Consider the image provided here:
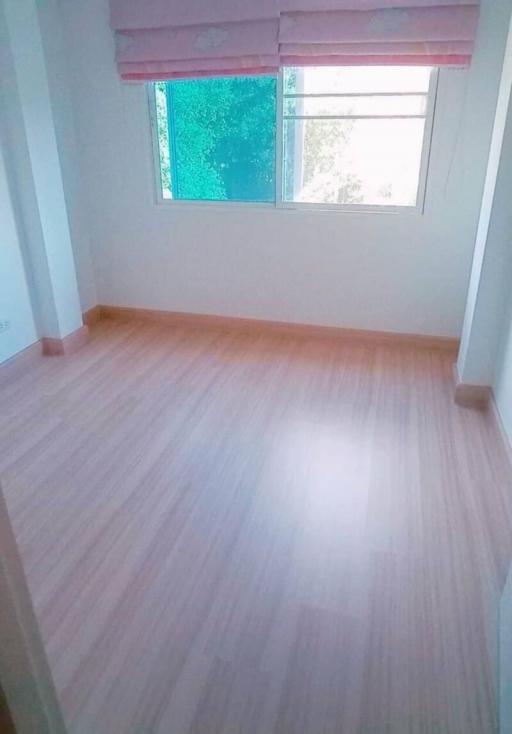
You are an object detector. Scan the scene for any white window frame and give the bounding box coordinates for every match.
[148,67,439,214]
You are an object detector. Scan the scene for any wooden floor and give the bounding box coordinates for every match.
[1,318,512,734]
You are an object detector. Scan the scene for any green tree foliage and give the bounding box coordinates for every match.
[158,76,276,202]
[301,120,364,205]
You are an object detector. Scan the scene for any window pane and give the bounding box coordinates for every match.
[283,94,427,118]
[284,66,431,95]
[283,117,426,207]
[158,76,276,202]
[154,82,172,200]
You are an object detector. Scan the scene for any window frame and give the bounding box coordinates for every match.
[148,67,439,214]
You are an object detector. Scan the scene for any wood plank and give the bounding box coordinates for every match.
[1,320,510,734]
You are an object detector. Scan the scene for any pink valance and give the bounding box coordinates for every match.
[110,1,480,82]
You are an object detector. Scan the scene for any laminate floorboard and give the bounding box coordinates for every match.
[1,319,512,733]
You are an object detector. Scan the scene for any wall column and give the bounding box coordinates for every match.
[1,0,85,350]
[456,14,512,401]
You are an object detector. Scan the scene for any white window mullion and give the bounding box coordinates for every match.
[415,68,439,215]
[275,68,284,207]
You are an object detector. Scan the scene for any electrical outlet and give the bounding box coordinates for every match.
[0,321,11,333]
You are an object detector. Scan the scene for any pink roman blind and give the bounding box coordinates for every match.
[110,0,480,81]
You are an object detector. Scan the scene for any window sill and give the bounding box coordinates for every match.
[152,199,424,216]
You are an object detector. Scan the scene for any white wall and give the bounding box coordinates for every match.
[491,120,512,442]
[495,304,512,446]
[0,0,96,351]
[59,0,509,337]
[457,10,512,386]
[0,142,38,365]
[3,0,86,342]
[37,0,98,314]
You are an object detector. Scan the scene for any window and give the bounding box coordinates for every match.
[151,66,437,212]
[282,67,434,209]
